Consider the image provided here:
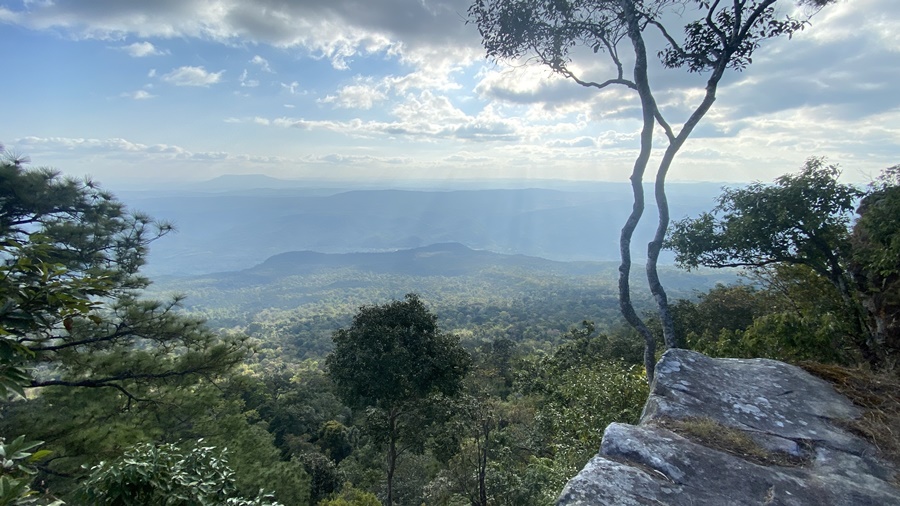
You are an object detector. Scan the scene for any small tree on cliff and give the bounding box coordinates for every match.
[667,159,900,366]
[469,0,837,380]
[326,294,471,506]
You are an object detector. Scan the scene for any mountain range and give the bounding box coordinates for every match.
[121,178,728,276]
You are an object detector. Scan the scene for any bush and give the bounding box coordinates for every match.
[78,441,283,506]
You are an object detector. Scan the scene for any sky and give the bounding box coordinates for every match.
[0,0,897,189]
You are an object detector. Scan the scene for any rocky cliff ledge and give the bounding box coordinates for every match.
[557,349,900,505]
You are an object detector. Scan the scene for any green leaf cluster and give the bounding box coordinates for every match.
[667,158,900,366]
[0,435,60,506]
[78,441,282,506]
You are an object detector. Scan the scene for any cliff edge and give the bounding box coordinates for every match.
[557,349,900,505]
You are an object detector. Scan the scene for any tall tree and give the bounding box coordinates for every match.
[326,294,471,506]
[469,0,836,380]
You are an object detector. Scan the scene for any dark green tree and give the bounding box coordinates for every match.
[850,166,900,363]
[468,0,837,380]
[326,294,471,505]
[666,158,877,360]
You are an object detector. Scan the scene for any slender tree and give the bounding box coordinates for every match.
[469,0,836,380]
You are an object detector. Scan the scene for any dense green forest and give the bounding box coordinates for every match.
[146,243,736,363]
[2,149,898,506]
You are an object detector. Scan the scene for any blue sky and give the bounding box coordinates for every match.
[1,0,897,188]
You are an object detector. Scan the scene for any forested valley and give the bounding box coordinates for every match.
[3,148,899,506]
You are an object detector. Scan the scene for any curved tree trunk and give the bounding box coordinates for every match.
[645,55,728,351]
[647,165,677,349]
[620,1,658,382]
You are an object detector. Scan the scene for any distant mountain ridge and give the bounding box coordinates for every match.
[253,242,599,278]
[124,185,726,276]
[149,241,735,318]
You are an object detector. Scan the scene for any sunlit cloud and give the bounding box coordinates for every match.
[0,0,895,186]
[161,66,224,87]
[320,78,387,110]
[120,41,166,57]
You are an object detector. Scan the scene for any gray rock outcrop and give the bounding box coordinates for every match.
[557,349,900,505]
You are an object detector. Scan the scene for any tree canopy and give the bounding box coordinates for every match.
[327,294,471,411]
[667,159,900,366]
[667,157,860,284]
[327,293,471,505]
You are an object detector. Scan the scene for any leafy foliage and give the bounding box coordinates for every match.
[317,484,381,506]
[670,269,859,364]
[668,160,900,366]
[0,149,250,399]
[0,152,309,502]
[850,166,900,363]
[0,435,59,506]
[666,158,879,361]
[519,323,648,487]
[668,158,861,277]
[78,441,282,506]
[327,294,471,505]
[328,294,471,411]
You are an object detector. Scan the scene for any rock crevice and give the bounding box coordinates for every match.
[557,349,900,505]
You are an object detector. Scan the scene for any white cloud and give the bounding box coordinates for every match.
[241,90,523,142]
[121,41,166,57]
[0,0,480,69]
[161,66,224,87]
[121,89,156,100]
[316,153,410,165]
[280,81,305,95]
[547,136,596,148]
[14,135,240,163]
[250,55,272,72]
[239,69,259,88]
[320,78,387,109]
[2,0,898,185]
